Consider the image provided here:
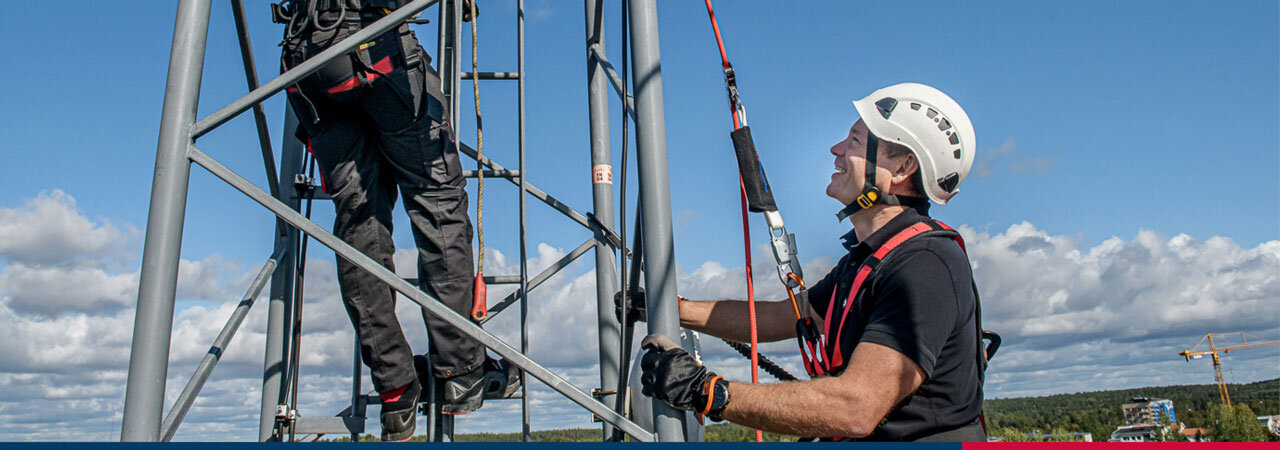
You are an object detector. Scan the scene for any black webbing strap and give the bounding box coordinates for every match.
[864,131,880,201]
[835,131,927,222]
[729,126,778,213]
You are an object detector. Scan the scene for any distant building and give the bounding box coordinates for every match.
[1109,424,1163,442]
[1258,415,1280,437]
[1123,397,1177,426]
[1023,432,1093,442]
[1180,427,1210,442]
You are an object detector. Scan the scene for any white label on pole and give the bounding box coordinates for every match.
[592,164,613,184]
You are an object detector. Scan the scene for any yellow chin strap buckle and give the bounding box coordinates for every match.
[856,190,879,209]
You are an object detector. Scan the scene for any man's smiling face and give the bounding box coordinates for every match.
[826,119,873,206]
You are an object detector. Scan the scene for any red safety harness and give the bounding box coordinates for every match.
[816,220,964,374]
[812,219,996,440]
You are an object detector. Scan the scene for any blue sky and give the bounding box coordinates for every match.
[2,1,1277,263]
[0,0,1276,441]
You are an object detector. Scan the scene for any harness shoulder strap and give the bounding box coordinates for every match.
[823,220,961,369]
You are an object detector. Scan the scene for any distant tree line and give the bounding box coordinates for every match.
[984,378,1278,442]
[319,378,1278,442]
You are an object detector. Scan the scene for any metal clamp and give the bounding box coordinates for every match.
[293,173,318,198]
[589,388,625,424]
[763,210,802,289]
[723,66,748,127]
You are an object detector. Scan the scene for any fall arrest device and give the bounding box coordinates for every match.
[701,5,1002,438]
[703,1,821,393]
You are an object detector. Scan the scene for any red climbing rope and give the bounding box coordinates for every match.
[705,0,761,442]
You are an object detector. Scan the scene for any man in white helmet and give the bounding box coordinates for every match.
[635,83,987,441]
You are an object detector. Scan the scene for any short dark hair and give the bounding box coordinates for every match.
[880,141,926,198]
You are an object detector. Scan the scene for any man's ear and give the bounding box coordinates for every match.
[890,153,919,184]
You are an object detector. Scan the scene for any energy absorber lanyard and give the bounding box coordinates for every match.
[704,0,819,378]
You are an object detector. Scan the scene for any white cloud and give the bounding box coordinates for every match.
[957,222,1280,397]
[0,190,1275,441]
[0,263,137,316]
[0,190,136,267]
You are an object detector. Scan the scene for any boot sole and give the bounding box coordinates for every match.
[380,407,417,442]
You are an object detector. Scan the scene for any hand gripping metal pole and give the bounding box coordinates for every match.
[186,147,656,442]
[627,0,690,441]
[120,0,212,441]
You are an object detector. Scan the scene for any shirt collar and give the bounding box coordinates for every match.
[840,203,932,258]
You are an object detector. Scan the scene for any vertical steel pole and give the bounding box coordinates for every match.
[436,0,447,77]
[626,0,686,441]
[582,0,622,440]
[230,0,280,199]
[258,105,304,441]
[517,0,532,442]
[350,336,362,442]
[120,0,212,441]
[432,4,455,439]
[451,0,463,133]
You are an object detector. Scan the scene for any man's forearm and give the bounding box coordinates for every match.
[678,298,798,343]
[718,379,875,438]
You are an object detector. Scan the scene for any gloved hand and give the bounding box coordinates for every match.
[639,334,714,412]
[614,288,647,323]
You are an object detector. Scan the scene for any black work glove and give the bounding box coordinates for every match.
[639,334,713,412]
[614,288,647,323]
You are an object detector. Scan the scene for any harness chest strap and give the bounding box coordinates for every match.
[821,220,962,370]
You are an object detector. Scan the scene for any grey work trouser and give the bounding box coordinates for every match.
[283,13,483,393]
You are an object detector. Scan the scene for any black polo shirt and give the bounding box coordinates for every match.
[806,205,983,441]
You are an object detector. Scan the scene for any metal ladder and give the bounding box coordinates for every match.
[121,0,687,443]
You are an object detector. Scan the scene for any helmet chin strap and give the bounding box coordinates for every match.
[836,131,926,222]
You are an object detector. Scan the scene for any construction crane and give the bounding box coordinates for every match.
[1178,332,1280,409]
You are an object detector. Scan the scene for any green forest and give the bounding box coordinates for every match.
[983,378,1278,442]
[322,378,1278,442]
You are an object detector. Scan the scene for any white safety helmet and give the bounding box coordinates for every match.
[852,82,976,205]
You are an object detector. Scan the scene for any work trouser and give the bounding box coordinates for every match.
[282,11,483,393]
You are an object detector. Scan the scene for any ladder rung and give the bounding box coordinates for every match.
[461,71,519,80]
[293,416,365,435]
[463,169,520,179]
[403,275,521,285]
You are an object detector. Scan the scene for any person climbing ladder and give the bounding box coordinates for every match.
[273,0,513,441]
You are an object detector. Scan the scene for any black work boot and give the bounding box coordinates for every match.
[440,367,486,415]
[379,379,421,442]
[482,357,522,399]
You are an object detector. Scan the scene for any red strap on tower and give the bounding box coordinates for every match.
[704,0,761,441]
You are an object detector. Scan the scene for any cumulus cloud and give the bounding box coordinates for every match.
[1,190,1276,441]
[958,222,1280,397]
[0,190,137,266]
[0,192,259,440]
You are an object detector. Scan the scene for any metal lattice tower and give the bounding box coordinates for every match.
[119,0,692,442]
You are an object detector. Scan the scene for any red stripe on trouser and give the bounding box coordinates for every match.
[327,56,394,94]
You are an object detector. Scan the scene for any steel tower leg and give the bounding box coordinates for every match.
[120,0,213,441]
[583,0,622,440]
[626,0,687,441]
[259,105,305,440]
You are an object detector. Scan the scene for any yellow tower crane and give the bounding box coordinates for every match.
[1178,332,1279,409]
